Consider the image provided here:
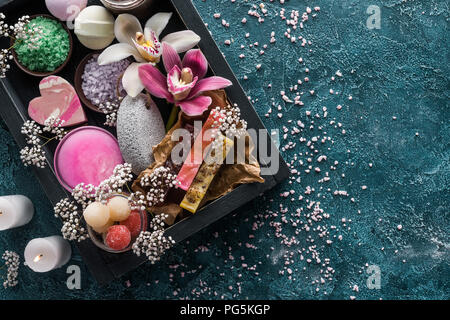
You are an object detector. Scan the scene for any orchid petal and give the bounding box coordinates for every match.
[162,42,181,73]
[98,43,145,65]
[162,30,201,53]
[182,49,208,80]
[177,96,212,116]
[115,14,143,46]
[188,76,232,99]
[145,12,173,37]
[144,27,153,44]
[122,62,149,98]
[139,64,173,102]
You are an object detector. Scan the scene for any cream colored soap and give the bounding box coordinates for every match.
[107,196,131,222]
[74,6,115,50]
[83,202,111,228]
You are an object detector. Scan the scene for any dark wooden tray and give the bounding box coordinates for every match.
[0,0,289,285]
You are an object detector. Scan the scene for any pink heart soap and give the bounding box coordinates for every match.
[28,76,87,127]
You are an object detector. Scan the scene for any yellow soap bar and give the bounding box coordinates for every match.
[180,135,234,214]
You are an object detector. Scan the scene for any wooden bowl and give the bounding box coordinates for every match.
[74,51,103,113]
[11,14,73,77]
[74,52,130,113]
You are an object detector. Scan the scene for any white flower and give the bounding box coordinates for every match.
[98,12,201,98]
[132,214,175,264]
[2,250,20,288]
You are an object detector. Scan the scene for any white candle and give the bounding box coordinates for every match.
[0,195,34,231]
[24,236,72,273]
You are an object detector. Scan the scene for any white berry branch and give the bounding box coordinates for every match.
[19,117,67,168]
[1,250,20,288]
[0,13,44,78]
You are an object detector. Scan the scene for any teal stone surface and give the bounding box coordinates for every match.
[0,0,449,299]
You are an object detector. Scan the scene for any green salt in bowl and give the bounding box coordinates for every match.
[11,14,73,77]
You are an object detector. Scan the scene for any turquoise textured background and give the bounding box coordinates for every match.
[0,0,449,299]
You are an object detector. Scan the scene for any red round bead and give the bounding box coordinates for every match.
[105,225,131,251]
[120,210,142,238]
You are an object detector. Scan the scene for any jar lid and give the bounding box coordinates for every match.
[101,0,146,10]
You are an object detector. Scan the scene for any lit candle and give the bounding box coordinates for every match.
[24,236,72,272]
[0,195,34,231]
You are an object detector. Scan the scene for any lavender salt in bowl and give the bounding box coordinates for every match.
[74,52,130,113]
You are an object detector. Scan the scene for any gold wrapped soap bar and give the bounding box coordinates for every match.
[180,134,234,213]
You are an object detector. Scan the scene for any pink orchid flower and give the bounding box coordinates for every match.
[98,13,201,98]
[139,43,232,116]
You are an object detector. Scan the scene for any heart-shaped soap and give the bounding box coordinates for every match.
[28,76,87,127]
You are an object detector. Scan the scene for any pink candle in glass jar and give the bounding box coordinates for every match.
[54,126,124,191]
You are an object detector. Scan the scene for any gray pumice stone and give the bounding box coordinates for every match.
[117,94,166,175]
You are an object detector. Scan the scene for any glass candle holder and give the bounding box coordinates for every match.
[54,126,124,192]
[100,0,154,17]
[87,194,148,254]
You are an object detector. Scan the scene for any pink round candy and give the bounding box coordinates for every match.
[54,126,124,192]
[120,211,143,238]
[45,0,87,21]
[105,225,131,251]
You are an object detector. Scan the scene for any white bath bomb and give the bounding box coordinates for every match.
[83,202,110,228]
[107,196,131,222]
[117,94,166,175]
[45,0,87,21]
[74,6,115,50]
[92,219,114,234]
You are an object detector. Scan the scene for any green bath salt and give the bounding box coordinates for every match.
[15,17,70,72]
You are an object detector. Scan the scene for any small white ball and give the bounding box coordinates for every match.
[74,6,114,50]
[83,202,110,228]
[107,196,131,222]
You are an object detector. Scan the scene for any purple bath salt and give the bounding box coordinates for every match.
[81,55,131,106]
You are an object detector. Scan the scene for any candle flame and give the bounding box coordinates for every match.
[33,254,43,263]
